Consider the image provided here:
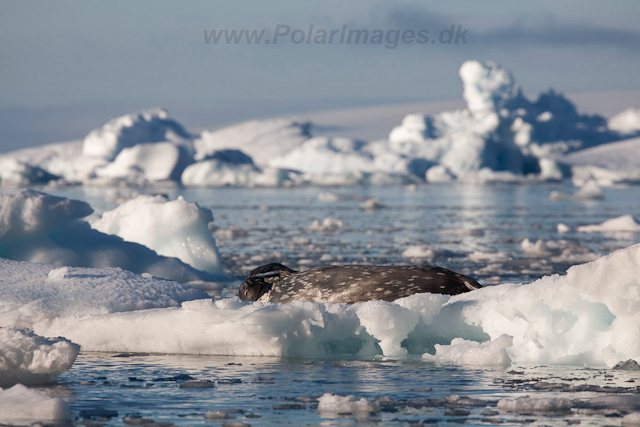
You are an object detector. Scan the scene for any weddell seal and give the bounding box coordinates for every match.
[238,263,482,304]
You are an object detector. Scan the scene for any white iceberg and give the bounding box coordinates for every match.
[0,384,70,424]
[91,195,223,274]
[83,108,191,161]
[0,189,218,282]
[0,328,79,387]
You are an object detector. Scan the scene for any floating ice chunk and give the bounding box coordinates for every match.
[468,251,510,263]
[497,395,572,414]
[317,393,380,414]
[557,223,570,233]
[401,245,437,259]
[608,107,640,136]
[306,218,343,233]
[359,198,384,210]
[0,328,79,387]
[91,195,223,274]
[577,215,640,233]
[0,384,70,424]
[83,108,191,161]
[318,192,339,202]
[551,180,604,201]
[521,238,552,258]
[423,335,513,367]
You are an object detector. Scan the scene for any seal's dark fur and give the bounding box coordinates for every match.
[239,263,481,304]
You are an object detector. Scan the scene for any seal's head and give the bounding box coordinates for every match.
[239,263,298,301]
[239,276,271,301]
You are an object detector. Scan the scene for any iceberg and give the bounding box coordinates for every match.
[91,195,223,274]
[0,189,219,282]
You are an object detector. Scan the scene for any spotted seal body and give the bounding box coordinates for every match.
[238,263,482,304]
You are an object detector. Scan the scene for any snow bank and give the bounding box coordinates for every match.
[92,195,223,274]
[0,384,70,424]
[577,215,640,233]
[0,189,217,282]
[27,243,640,367]
[317,393,380,414]
[0,328,79,386]
[0,257,208,329]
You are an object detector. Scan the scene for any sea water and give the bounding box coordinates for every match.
[18,182,640,425]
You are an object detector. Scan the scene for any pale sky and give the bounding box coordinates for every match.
[1,0,639,151]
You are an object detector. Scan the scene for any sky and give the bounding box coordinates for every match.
[1,0,640,151]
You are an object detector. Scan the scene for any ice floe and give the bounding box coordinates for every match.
[317,393,380,414]
[0,384,70,424]
[0,328,79,387]
[577,214,640,233]
[21,243,640,366]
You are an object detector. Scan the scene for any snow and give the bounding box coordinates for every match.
[91,195,223,275]
[0,189,216,282]
[0,384,70,424]
[0,257,208,329]
[577,215,640,233]
[0,328,79,386]
[317,393,380,414]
